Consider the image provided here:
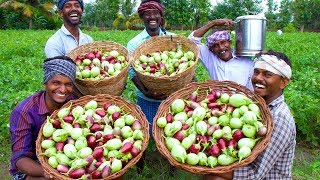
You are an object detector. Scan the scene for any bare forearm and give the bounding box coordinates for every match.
[16,157,45,177]
[193,21,216,37]
[193,19,233,38]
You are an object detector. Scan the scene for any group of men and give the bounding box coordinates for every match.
[10,0,296,179]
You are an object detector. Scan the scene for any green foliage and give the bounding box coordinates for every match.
[82,0,140,30]
[121,0,137,17]
[162,0,192,27]
[293,143,320,179]
[311,158,320,172]
[1,30,319,146]
[190,0,211,27]
[90,25,99,32]
[113,12,141,30]
[266,32,320,146]
[0,29,319,178]
[0,0,56,29]
[83,0,140,29]
[162,0,211,28]
[1,10,28,29]
[265,0,280,30]
[291,0,320,31]
[266,0,319,32]
[95,0,120,27]
[283,23,297,32]
[210,0,263,20]
[277,0,292,29]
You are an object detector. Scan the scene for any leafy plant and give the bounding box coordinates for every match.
[283,23,297,33]
[0,30,319,179]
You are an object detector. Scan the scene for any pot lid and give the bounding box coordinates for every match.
[236,15,266,20]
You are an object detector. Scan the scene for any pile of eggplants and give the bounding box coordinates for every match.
[156,88,267,167]
[39,100,144,179]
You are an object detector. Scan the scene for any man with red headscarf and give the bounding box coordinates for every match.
[126,0,175,174]
[127,0,175,132]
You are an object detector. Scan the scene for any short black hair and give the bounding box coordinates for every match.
[256,50,292,68]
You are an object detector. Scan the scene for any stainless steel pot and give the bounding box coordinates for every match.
[235,15,267,57]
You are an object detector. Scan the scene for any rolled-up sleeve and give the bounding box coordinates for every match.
[188,31,204,45]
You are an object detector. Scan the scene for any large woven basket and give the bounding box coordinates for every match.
[67,41,130,96]
[152,80,273,174]
[36,94,150,179]
[131,35,199,96]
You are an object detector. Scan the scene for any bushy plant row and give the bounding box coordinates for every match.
[0,30,319,147]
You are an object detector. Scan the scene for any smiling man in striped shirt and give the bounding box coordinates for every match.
[9,56,77,179]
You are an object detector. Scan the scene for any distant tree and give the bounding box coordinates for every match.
[190,0,211,28]
[82,0,120,28]
[0,7,6,29]
[276,0,292,29]
[162,0,193,28]
[82,2,96,27]
[240,0,263,15]
[0,0,55,29]
[210,2,230,19]
[97,0,120,27]
[210,0,263,20]
[291,0,320,31]
[265,0,279,30]
[121,0,136,17]
[113,0,141,30]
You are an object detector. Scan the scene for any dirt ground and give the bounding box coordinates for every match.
[0,142,318,179]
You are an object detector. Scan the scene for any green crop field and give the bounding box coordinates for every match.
[0,30,319,179]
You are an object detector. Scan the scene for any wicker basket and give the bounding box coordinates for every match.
[36,94,150,179]
[67,41,130,96]
[131,35,199,96]
[152,80,273,174]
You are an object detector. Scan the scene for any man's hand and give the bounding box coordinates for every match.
[210,19,233,28]
[143,90,167,100]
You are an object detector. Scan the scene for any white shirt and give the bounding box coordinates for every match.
[188,31,254,91]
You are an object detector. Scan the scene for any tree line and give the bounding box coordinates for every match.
[0,0,319,32]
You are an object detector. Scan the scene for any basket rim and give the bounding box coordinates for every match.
[152,80,274,174]
[131,35,200,80]
[67,40,131,83]
[36,94,150,179]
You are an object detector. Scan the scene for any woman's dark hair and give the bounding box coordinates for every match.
[255,50,292,68]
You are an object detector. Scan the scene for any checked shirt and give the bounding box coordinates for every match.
[233,94,296,179]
